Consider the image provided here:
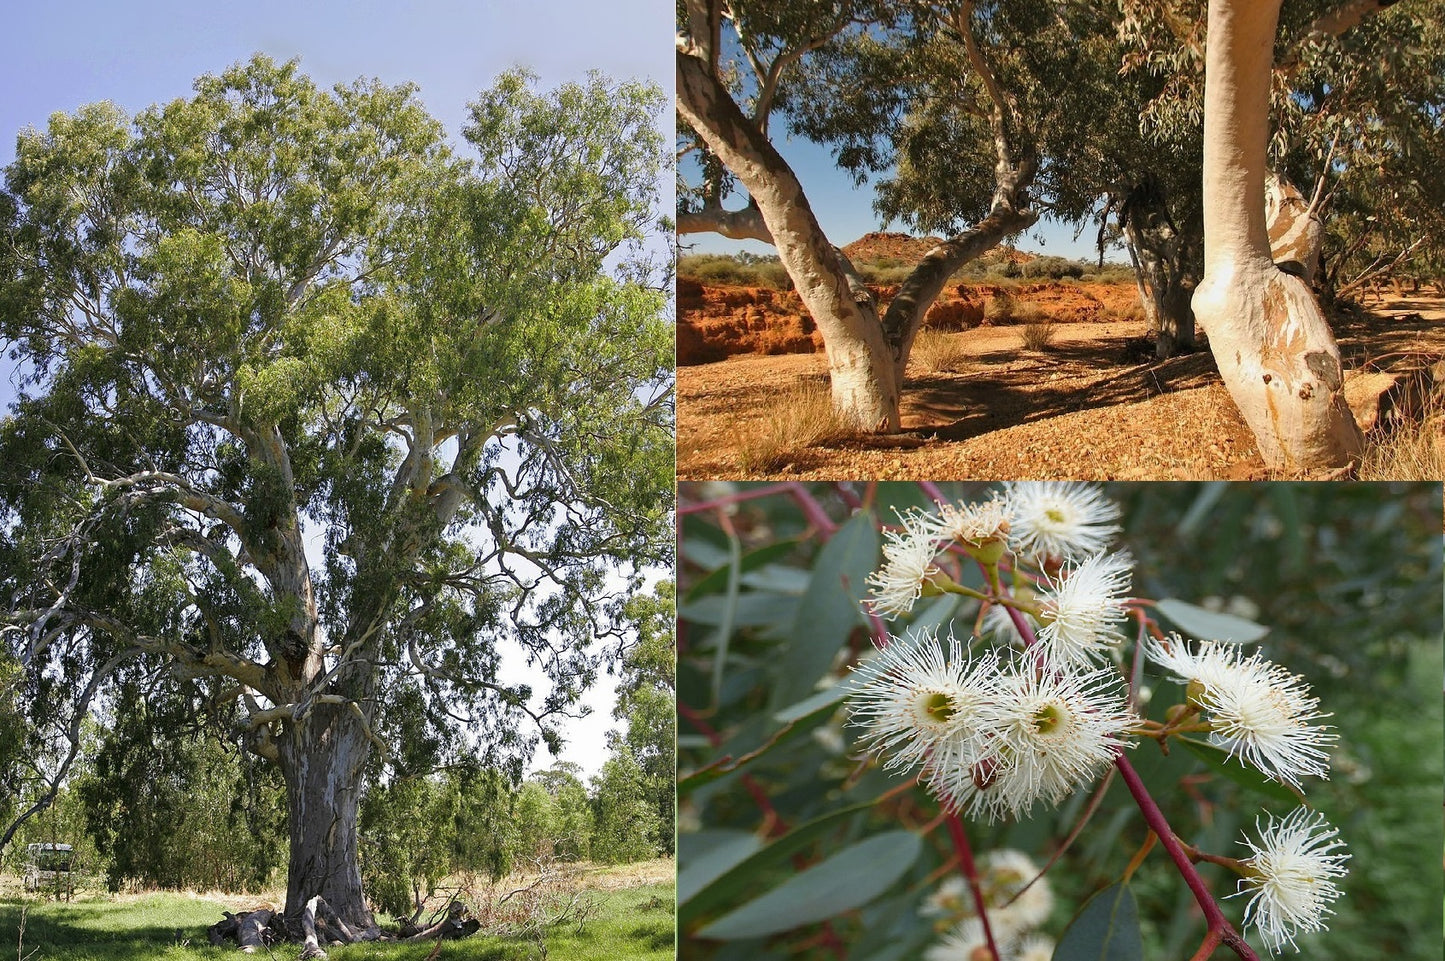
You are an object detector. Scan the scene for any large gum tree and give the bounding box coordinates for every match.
[0,57,672,937]
[678,0,1048,432]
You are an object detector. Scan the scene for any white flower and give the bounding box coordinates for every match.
[929,494,1012,548]
[848,630,1001,777]
[1035,552,1133,669]
[867,509,945,619]
[1012,934,1056,961]
[1146,636,1336,788]
[920,876,970,919]
[932,665,1136,822]
[1004,482,1121,562]
[1232,808,1350,953]
[982,849,1053,932]
[920,851,1053,937]
[924,918,1016,961]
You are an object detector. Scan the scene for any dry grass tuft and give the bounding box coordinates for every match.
[984,290,1016,324]
[1358,392,1445,480]
[735,383,853,473]
[909,327,971,375]
[1020,317,1057,351]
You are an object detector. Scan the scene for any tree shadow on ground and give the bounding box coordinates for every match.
[903,338,1219,443]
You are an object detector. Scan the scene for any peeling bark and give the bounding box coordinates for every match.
[276,701,379,936]
[1193,0,1362,470]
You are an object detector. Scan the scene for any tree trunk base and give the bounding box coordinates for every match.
[208,898,459,952]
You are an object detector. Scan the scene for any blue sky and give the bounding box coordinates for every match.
[680,107,1125,264]
[0,0,671,781]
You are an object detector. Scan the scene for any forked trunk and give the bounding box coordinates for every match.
[1193,0,1362,470]
[277,702,378,938]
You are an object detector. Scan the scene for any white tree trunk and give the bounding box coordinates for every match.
[1193,0,1362,470]
[677,49,902,431]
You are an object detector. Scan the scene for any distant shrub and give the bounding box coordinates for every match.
[1021,256,1087,280]
[679,253,793,290]
[857,263,915,285]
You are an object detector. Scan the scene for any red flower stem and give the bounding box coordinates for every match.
[678,482,794,514]
[945,814,1003,961]
[1113,755,1260,961]
[1187,927,1224,961]
[787,482,837,534]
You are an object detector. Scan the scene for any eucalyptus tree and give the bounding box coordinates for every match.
[679,0,1065,432]
[1186,0,1434,468]
[0,55,671,937]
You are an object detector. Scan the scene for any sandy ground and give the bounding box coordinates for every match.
[678,292,1445,481]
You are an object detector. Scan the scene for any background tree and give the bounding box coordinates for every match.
[0,56,671,937]
[80,680,287,892]
[613,581,676,855]
[552,774,595,862]
[512,780,560,862]
[589,747,662,865]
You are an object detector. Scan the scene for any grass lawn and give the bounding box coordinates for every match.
[0,866,674,961]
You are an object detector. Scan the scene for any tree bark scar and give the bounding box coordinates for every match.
[1304,350,1342,390]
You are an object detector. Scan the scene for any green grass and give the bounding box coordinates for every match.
[1,879,675,961]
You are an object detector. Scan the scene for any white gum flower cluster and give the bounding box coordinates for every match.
[1144,635,1337,789]
[1233,809,1351,953]
[922,850,1055,961]
[850,483,1349,955]
[848,626,1136,823]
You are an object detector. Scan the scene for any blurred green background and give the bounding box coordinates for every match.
[677,482,1442,961]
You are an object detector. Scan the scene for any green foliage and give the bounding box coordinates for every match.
[679,253,793,289]
[78,682,286,893]
[614,583,677,855]
[677,482,1442,960]
[589,748,662,865]
[512,781,559,862]
[359,776,458,920]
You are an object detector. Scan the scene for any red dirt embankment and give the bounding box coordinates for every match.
[678,277,1142,366]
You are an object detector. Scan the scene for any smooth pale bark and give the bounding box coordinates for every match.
[678,47,902,431]
[1193,0,1363,470]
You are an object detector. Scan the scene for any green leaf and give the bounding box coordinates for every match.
[686,540,805,602]
[679,801,877,924]
[772,676,861,725]
[696,831,922,940]
[1154,598,1269,643]
[1176,737,1301,804]
[678,831,763,904]
[1054,881,1144,961]
[773,513,880,707]
[681,593,800,628]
